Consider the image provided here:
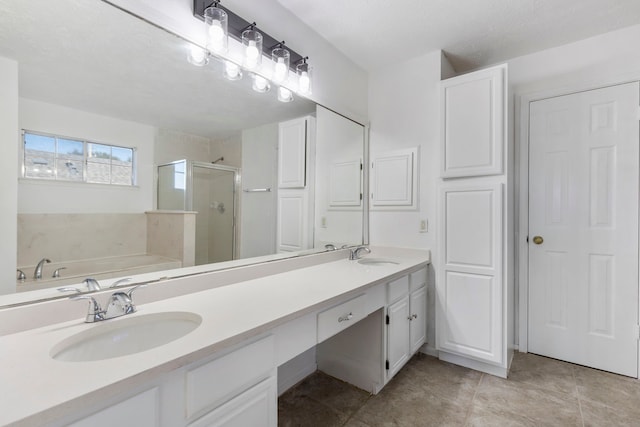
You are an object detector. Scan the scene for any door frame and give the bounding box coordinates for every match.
[516,77,640,375]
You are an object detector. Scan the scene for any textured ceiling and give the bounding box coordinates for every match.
[275,0,640,72]
[0,0,315,139]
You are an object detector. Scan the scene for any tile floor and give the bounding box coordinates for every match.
[278,352,640,426]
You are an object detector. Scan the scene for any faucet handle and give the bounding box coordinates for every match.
[52,267,67,278]
[82,278,101,291]
[126,284,147,298]
[324,244,336,251]
[70,295,104,323]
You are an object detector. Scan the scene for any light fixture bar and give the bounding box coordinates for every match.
[193,0,306,71]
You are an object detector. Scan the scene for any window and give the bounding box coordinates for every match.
[22,130,136,186]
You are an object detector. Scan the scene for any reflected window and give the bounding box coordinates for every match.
[22,130,135,186]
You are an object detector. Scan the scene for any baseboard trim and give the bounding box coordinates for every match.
[438,350,508,378]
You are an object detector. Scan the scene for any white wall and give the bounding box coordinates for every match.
[368,51,442,251]
[18,98,155,214]
[240,123,279,258]
[368,50,444,353]
[107,0,368,123]
[0,57,18,295]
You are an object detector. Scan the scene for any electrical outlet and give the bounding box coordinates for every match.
[321,216,327,228]
[419,219,428,233]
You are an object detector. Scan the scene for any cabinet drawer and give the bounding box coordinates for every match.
[185,335,275,420]
[68,387,159,427]
[317,294,366,343]
[410,268,427,292]
[387,275,409,303]
[187,376,277,427]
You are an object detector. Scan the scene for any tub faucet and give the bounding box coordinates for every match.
[34,258,51,279]
[349,246,371,260]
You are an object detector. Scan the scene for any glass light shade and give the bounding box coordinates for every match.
[277,86,293,103]
[204,6,228,53]
[271,47,290,83]
[251,74,271,93]
[296,62,312,95]
[224,61,243,81]
[187,44,208,66]
[242,29,263,70]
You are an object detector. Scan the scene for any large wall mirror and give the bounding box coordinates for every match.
[0,0,366,307]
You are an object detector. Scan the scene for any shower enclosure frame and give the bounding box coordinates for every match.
[157,159,241,261]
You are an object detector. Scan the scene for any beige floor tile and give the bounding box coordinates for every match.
[465,403,539,427]
[574,365,640,416]
[291,371,371,415]
[352,387,469,427]
[474,374,582,426]
[507,352,578,395]
[580,398,640,427]
[278,393,350,427]
[391,353,482,406]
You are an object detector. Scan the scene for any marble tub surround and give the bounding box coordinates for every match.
[279,352,640,426]
[17,213,147,266]
[145,210,196,267]
[0,247,429,426]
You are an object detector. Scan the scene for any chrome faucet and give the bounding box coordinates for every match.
[70,285,146,323]
[17,269,26,281]
[83,278,102,291]
[34,258,51,279]
[349,246,371,260]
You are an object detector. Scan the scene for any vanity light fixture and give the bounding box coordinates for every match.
[296,57,312,95]
[271,43,290,84]
[242,27,263,70]
[224,60,242,80]
[204,4,228,53]
[187,44,208,66]
[277,86,293,103]
[192,0,311,100]
[251,74,271,93]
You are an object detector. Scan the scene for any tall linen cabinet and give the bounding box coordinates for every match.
[436,64,514,377]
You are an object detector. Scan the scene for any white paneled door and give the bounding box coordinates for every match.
[528,82,639,377]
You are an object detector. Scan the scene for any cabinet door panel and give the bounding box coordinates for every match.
[438,182,503,364]
[278,118,307,188]
[276,190,308,252]
[68,387,159,427]
[387,296,410,379]
[409,286,427,353]
[188,377,277,427]
[439,272,502,363]
[441,65,505,178]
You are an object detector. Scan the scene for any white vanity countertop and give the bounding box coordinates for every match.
[0,247,430,426]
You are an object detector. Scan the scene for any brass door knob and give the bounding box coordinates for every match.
[532,236,544,245]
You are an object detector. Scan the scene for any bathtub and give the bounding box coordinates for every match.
[17,254,182,292]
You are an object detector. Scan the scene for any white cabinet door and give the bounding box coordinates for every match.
[276,190,309,252]
[278,118,307,188]
[409,286,427,353]
[188,377,277,427]
[387,296,410,379]
[441,65,505,178]
[438,182,503,364]
[67,388,160,427]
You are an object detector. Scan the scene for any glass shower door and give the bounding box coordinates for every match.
[191,164,237,265]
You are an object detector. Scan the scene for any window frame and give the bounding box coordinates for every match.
[21,129,137,187]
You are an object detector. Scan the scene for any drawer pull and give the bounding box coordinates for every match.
[338,312,353,323]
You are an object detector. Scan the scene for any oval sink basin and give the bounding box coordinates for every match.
[357,258,400,266]
[51,311,202,362]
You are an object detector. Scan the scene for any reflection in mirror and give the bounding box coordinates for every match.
[0,0,365,307]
